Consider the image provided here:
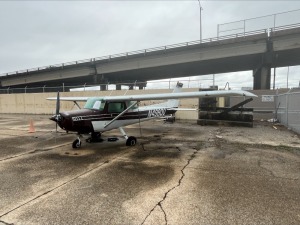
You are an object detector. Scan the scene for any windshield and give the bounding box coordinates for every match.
[84,97,105,111]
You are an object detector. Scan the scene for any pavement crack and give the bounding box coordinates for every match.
[257,149,276,177]
[0,220,14,225]
[257,155,299,180]
[158,202,167,225]
[141,149,199,225]
[187,164,299,181]
[258,160,278,178]
[0,144,69,163]
[29,144,69,154]
[0,156,118,218]
[0,152,32,162]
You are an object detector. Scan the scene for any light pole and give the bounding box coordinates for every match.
[287,66,290,89]
[197,0,203,42]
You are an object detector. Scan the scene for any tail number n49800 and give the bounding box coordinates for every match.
[148,109,166,118]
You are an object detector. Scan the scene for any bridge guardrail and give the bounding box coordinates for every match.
[0,78,218,94]
[270,22,300,33]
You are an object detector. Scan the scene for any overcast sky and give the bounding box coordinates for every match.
[0,0,300,89]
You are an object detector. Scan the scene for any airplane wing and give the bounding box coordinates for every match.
[102,90,256,101]
[47,90,256,102]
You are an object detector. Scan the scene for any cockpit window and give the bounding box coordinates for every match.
[84,98,105,111]
[127,101,138,109]
[107,102,125,113]
[92,100,101,109]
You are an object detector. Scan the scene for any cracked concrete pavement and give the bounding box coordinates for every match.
[0,114,300,225]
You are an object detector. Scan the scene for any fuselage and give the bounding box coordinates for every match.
[50,83,183,134]
[51,99,176,134]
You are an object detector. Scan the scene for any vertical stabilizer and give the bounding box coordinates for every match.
[172,82,183,93]
[144,82,183,109]
[166,82,183,108]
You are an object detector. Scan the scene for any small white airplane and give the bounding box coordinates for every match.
[47,83,256,148]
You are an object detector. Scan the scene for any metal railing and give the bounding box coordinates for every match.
[0,78,219,94]
[270,22,300,32]
[218,8,300,37]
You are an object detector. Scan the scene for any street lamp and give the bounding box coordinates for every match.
[197,0,203,42]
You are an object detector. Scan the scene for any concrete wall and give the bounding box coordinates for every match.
[0,88,199,120]
[0,88,292,121]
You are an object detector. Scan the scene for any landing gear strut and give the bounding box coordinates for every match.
[119,127,137,146]
[72,137,81,149]
[71,129,136,148]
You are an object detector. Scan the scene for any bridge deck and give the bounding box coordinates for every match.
[1,24,300,91]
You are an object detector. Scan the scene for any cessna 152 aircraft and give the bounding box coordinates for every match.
[48,83,256,148]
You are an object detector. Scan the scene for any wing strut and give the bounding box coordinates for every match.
[73,101,81,109]
[104,101,138,128]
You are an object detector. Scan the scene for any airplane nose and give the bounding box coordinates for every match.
[50,114,62,122]
[50,113,68,131]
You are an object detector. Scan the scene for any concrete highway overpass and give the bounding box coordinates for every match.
[1,23,300,92]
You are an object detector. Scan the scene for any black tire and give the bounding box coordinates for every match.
[126,136,137,146]
[72,139,81,149]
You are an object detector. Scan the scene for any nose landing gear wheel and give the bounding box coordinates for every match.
[126,136,137,146]
[72,139,81,148]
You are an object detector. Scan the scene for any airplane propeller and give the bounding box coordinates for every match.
[50,91,61,132]
[55,91,61,132]
[56,91,60,116]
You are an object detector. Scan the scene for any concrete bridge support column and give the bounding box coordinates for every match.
[253,66,271,90]
[116,84,122,90]
[100,84,107,91]
[137,81,146,90]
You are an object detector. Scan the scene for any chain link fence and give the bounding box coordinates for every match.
[276,91,300,134]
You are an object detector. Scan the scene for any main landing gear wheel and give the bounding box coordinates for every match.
[72,138,81,149]
[126,136,137,146]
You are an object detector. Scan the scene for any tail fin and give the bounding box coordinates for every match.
[146,82,183,109]
[166,82,183,108]
[172,82,183,93]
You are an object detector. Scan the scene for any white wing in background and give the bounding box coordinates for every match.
[47,90,256,102]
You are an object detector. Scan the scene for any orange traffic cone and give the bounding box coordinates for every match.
[28,119,36,133]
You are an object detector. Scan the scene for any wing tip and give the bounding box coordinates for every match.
[243,92,258,97]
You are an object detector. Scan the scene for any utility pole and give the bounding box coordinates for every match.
[273,68,276,90]
[287,66,290,89]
